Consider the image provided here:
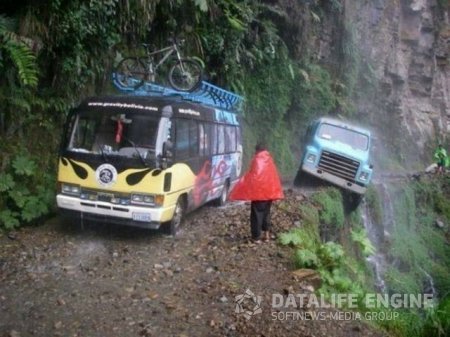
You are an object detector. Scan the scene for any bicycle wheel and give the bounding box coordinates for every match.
[115,57,147,89]
[168,59,203,92]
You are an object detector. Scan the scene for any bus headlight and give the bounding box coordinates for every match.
[61,183,81,196]
[131,193,164,206]
[359,172,369,181]
[306,153,317,163]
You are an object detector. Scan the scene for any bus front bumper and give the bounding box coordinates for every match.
[56,194,175,229]
[301,165,367,195]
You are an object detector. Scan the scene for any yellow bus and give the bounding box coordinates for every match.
[57,91,242,235]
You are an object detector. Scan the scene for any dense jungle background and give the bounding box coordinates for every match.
[1,0,449,229]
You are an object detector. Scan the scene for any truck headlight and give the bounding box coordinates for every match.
[359,172,369,181]
[306,153,317,163]
[61,183,81,196]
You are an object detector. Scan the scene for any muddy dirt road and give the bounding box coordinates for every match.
[0,190,386,337]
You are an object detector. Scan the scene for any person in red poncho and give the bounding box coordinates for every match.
[229,142,284,242]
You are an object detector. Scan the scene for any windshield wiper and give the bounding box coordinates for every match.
[123,137,148,167]
[98,144,109,162]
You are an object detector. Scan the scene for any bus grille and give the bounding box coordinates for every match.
[318,151,360,181]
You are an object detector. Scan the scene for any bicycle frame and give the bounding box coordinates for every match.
[143,43,183,75]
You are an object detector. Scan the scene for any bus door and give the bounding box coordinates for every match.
[173,118,206,208]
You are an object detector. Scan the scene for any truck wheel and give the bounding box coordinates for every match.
[166,198,185,236]
[294,170,307,187]
[343,192,363,212]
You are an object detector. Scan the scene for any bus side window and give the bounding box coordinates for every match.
[211,124,218,155]
[199,123,211,156]
[189,120,199,156]
[236,127,242,147]
[175,119,190,158]
[218,125,225,154]
[225,126,236,152]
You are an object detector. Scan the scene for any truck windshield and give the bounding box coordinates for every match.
[67,110,160,160]
[318,123,369,151]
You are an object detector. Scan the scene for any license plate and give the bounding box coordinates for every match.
[132,212,151,222]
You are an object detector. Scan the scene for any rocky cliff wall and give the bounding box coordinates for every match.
[343,0,449,165]
[275,0,449,167]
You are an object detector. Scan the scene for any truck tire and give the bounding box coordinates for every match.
[294,169,307,187]
[343,191,363,212]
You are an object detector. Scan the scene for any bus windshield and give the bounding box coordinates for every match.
[67,110,160,160]
[317,123,369,151]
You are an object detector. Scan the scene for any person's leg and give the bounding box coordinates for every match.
[250,201,263,240]
[438,161,444,175]
[261,201,272,240]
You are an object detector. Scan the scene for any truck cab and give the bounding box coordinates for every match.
[296,117,373,196]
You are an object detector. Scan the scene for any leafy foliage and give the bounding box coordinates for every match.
[422,296,450,337]
[351,227,376,257]
[374,179,450,337]
[278,229,306,246]
[279,226,364,297]
[0,0,360,228]
[279,191,365,298]
[0,154,54,229]
[0,1,160,230]
[0,15,38,87]
[311,188,345,227]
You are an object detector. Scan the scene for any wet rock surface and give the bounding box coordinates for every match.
[0,190,386,337]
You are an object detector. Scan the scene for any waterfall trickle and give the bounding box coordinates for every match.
[361,199,387,293]
[419,266,437,297]
[361,182,438,296]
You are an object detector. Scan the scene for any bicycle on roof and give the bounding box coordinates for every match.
[114,38,203,92]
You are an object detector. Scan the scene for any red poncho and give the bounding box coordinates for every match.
[229,150,284,201]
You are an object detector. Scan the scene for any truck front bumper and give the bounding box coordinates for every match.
[301,165,367,195]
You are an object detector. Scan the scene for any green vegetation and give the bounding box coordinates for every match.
[386,178,450,296]
[0,1,448,335]
[0,154,54,229]
[279,181,450,337]
[370,178,450,337]
[279,188,368,300]
[311,187,345,228]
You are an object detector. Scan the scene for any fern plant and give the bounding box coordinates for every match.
[0,15,38,87]
[351,227,376,257]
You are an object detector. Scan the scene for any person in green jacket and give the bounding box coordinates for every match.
[434,144,448,175]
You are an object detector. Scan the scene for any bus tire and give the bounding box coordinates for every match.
[215,181,229,207]
[166,197,185,236]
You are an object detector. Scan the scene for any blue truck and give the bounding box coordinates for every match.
[295,117,373,206]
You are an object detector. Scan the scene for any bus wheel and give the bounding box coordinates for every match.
[167,198,185,236]
[216,182,229,206]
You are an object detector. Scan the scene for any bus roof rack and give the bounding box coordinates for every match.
[112,72,243,112]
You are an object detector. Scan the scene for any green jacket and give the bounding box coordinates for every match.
[434,147,449,167]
